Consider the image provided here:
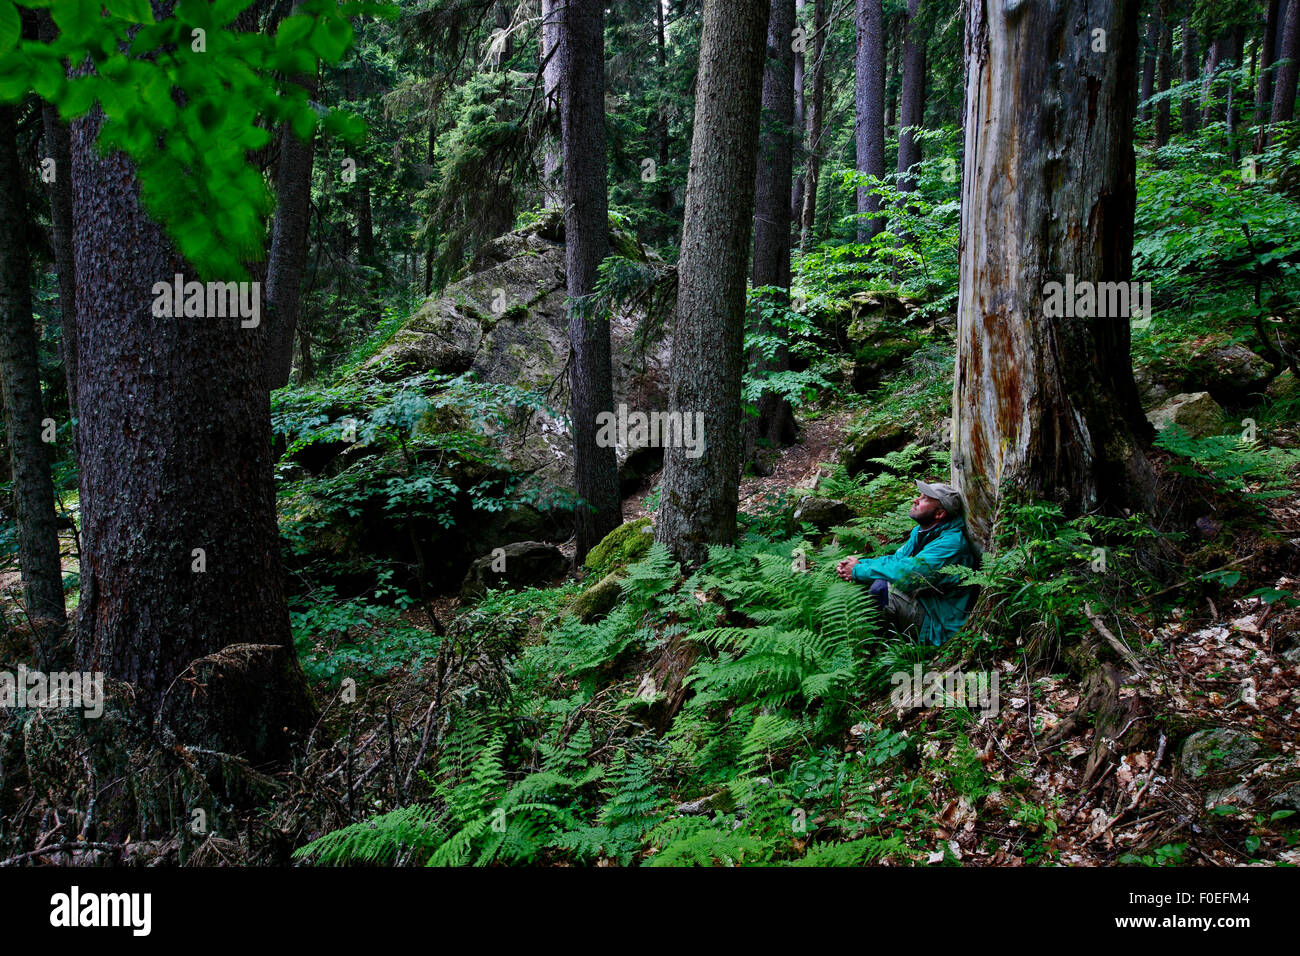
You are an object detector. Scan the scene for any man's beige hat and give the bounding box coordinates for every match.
[916,480,964,517]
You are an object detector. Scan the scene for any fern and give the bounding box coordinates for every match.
[294,804,444,866]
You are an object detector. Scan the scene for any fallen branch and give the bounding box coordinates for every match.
[1083,602,1148,678]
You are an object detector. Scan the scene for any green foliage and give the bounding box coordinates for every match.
[272,369,573,582]
[289,579,437,685]
[1117,842,1187,867]
[1154,424,1300,504]
[945,501,1158,646]
[0,0,386,277]
[744,285,837,409]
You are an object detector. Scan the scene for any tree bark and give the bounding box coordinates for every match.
[1154,3,1172,150]
[37,10,77,444]
[70,104,314,761]
[561,0,621,563]
[1181,17,1199,135]
[1256,0,1281,147]
[751,0,798,450]
[356,174,375,266]
[656,0,672,217]
[791,0,807,226]
[855,0,886,243]
[0,105,65,640]
[800,0,827,247]
[952,0,1156,549]
[655,0,770,567]
[1227,26,1244,163]
[541,0,563,208]
[1200,31,1225,128]
[1270,0,1300,138]
[264,67,319,390]
[885,11,901,135]
[1140,6,1159,122]
[897,0,926,193]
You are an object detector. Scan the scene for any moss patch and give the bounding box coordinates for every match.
[584,517,654,578]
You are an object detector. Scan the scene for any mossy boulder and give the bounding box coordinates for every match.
[584,518,654,578]
[461,540,568,601]
[790,496,854,531]
[840,417,914,476]
[359,216,670,498]
[1146,391,1225,438]
[1179,728,1263,779]
[571,571,624,623]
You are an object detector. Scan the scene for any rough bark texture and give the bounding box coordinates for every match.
[1271,0,1300,135]
[1154,4,1172,150]
[356,175,375,265]
[855,0,886,242]
[1181,18,1199,136]
[751,0,799,450]
[656,0,672,217]
[1140,6,1159,121]
[561,0,621,562]
[264,68,319,390]
[541,0,563,208]
[70,105,314,761]
[1226,26,1244,164]
[37,10,77,439]
[952,0,1156,549]
[1256,0,1281,144]
[0,105,65,636]
[897,0,926,192]
[800,0,827,246]
[655,0,770,567]
[791,0,807,225]
[1200,31,1224,128]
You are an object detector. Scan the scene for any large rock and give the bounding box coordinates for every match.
[364,217,671,496]
[845,308,921,394]
[1142,340,1273,407]
[584,517,654,578]
[840,418,914,475]
[1146,391,1225,438]
[1179,728,1262,779]
[461,541,568,600]
[790,496,854,531]
[1194,344,1272,403]
[1268,368,1298,403]
[571,571,624,623]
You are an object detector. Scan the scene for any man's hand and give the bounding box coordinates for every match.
[836,556,860,582]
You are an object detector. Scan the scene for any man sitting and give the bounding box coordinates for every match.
[835,481,981,646]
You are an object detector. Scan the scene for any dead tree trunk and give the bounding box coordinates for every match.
[952,0,1156,549]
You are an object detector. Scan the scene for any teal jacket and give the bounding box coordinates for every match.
[851,518,981,645]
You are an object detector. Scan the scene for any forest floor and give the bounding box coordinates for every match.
[5,371,1298,868]
[289,395,1300,867]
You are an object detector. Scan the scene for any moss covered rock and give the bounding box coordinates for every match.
[839,418,914,476]
[584,517,654,578]
[571,571,624,623]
